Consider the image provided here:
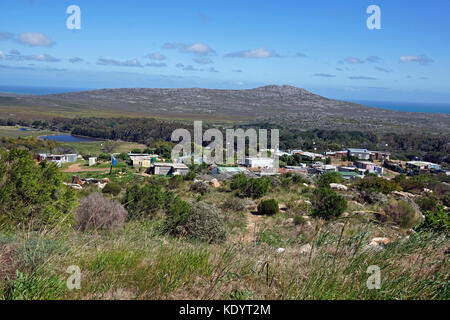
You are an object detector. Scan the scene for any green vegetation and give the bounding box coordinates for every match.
[101,182,122,196]
[0,148,76,230]
[311,188,347,220]
[318,171,344,188]
[257,199,279,216]
[416,206,449,233]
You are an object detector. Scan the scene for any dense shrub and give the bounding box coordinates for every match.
[122,183,165,218]
[244,178,271,199]
[221,198,247,212]
[415,196,438,212]
[355,175,400,194]
[183,202,226,243]
[311,188,347,220]
[102,182,122,196]
[257,199,279,215]
[190,181,210,195]
[442,194,450,207]
[360,190,388,204]
[0,148,77,229]
[117,152,130,161]
[294,215,306,225]
[383,199,416,228]
[162,197,191,235]
[168,175,183,190]
[183,170,197,181]
[416,205,449,233]
[98,152,111,161]
[75,193,128,231]
[318,172,343,188]
[230,173,248,191]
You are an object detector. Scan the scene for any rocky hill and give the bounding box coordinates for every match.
[1,85,449,132]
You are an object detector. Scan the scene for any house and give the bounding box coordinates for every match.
[89,157,97,166]
[130,154,159,168]
[355,160,384,175]
[347,148,371,160]
[149,163,189,176]
[326,150,347,159]
[370,151,391,161]
[294,151,326,161]
[39,153,78,166]
[243,157,275,168]
[406,161,441,171]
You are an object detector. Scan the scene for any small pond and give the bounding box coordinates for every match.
[39,135,102,143]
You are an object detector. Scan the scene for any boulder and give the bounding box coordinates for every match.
[276,248,285,254]
[329,183,348,191]
[210,178,220,188]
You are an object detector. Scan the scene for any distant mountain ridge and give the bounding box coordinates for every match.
[1,85,449,133]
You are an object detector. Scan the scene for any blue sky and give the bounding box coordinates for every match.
[0,0,449,103]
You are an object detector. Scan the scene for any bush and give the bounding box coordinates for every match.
[415,196,437,212]
[117,152,130,161]
[355,175,401,194]
[294,215,306,225]
[122,183,165,219]
[244,178,271,199]
[383,199,416,228]
[190,181,210,195]
[221,198,247,212]
[75,193,128,231]
[0,148,77,230]
[416,205,449,233]
[184,202,226,243]
[184,170,197,181]
[442,194,450,207]
[162,197,191,235]
[230,173,247,191]
[257,199,279,215]
[311,188,347,220]
[318,172,343,188]
[168,175,183,190]
[102,182,122,196]
[98,152,111,161]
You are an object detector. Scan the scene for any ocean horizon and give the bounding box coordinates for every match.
[1,85,449,114]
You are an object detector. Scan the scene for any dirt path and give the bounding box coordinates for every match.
[63,163,110,173]
[241,211,264,243]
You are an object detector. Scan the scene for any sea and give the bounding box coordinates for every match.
[1,85,449,114]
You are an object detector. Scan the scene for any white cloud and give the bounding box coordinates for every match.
[0,51,5,59]
[193,57,213,64]
[24,54,60,62]
[146,62,167,68]
[97,58,143,67]
[225,48,279,59]
[69,57,84,63]
[399,55,433,65]
[18,32,52,47]
[145,52,166,61]
[314,73,336,78]
[344,57,364,64]
[163,42,215,56]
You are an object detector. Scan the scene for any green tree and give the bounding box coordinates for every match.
[311,187,347,220]
[318,172,343,188]
[122,183,165,219]
[0,148,76,229]
[257,199,279,215]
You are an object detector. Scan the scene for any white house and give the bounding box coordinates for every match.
[244,157,275,168]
